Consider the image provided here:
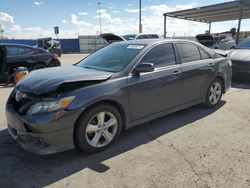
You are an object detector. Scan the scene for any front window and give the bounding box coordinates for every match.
[77,43,146,72]
[140,43,176,68]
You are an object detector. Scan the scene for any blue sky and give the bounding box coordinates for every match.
[0,0,249,39]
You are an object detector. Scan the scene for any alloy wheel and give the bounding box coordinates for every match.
[85,111,118,148]
[209,81,222,105]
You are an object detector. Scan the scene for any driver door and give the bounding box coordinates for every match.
[127,43,182,121]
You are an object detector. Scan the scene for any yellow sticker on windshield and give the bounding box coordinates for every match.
[127,45,144,49]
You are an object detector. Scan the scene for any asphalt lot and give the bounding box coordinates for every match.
[0,54,250,188]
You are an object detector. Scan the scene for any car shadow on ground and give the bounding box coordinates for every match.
[232,81,250,89]
[0,101,226,187]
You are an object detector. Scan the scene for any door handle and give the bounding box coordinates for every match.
[208,62,214,67]
[173,70,181,76]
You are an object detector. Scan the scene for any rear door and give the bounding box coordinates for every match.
[175,42,215,103]
[128,43,182,121]
[6,46,34,69]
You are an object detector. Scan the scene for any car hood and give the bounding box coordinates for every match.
[229,49,250,62]
[16,66,113,95]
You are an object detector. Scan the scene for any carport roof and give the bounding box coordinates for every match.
[163,0,250,23]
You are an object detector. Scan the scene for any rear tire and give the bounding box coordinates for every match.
[74,103,122,153]
[204,78,223,108]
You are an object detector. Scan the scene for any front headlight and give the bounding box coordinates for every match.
[27,96,75,115]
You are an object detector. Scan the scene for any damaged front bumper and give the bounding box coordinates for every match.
[6,106,84,155]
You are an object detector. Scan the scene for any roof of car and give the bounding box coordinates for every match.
[115,38,200,45]
[114,38,217,57]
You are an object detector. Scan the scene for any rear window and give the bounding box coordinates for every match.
[176,43,201,63]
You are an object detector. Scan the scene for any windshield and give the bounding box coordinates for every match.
[77,43,145,72]
[236,38,250,49]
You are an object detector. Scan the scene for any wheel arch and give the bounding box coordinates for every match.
[213,74,225,93]
[207,74,225,94]
[74,99,127,131]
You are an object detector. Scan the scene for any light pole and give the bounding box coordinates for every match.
[97,2,102,34]
[0,24,4,43]
[139,0,142,33]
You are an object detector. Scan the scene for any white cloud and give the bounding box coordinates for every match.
[149,4,193,17]
[142,4,202,36]
[78,12,88,16]
[125,8,147,13]
[62,19,67,24]
[0,24,6,30]
[108,18,123,25]
[0,12,14,23]
[71,14,93,27]
[10,25,22,32]
[124,8,140,13]
[94,9,111,19]
[5,26,78,39]
[34,1,44,6]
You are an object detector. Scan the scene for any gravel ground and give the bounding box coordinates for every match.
[0,54,250,188]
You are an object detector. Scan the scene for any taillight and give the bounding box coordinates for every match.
[226,59,232,67]
[52,54,59,60]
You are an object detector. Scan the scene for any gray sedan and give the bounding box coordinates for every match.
[6,39,232,155]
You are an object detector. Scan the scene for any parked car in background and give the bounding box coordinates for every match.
[37,38,62,57]
[171,36,198,42]
[122,34,137,40]
[134,33,161,39]
[214,35,236,50]
[0,43,61,84]
[196,34,235,50]
[6,39,232,155]
[196,34,216,48]
[229,37,250,80]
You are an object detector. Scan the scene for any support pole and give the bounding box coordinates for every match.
[236,3,243,44]
[208,22,211,34]
[164,15,167,38]
[97,2,102,34]
[139,0,142,33]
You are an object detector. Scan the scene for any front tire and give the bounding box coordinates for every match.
[74,103,122,153]
[204,78,223,108]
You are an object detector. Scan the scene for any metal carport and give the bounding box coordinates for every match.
[163,0,250,43]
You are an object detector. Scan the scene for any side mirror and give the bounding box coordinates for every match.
[133,63,154,76]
